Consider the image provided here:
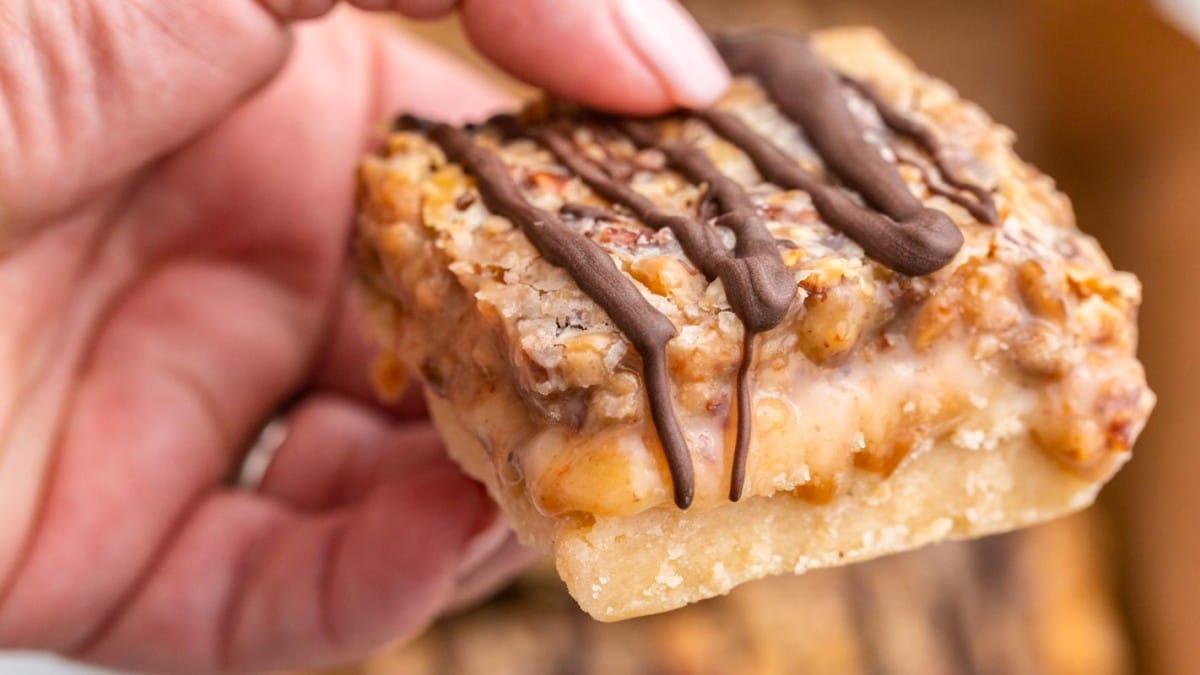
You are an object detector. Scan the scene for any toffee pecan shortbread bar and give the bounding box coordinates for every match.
[355,29,1154,620]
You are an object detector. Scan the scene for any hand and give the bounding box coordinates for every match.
[0,2,728,672]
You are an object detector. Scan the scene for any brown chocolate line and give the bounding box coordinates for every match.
[699,108,952,276]
[529,126,728,282]
[841,76,998,224]
[617,120,795,335]
[528,121,787,499]
[617,119,795,502]
[713,31,964,276]
[892,150,996,224]
[426,123,696,509]
[730,330,755,501]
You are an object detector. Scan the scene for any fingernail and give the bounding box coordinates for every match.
[613,0,731,108]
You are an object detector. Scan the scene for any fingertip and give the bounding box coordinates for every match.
[458,0,729,114]
[323,465,494,643]
[611,0,731,109]
[359,463,495,565]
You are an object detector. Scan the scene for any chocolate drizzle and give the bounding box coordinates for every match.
[426,122,696,509]
[616,120,796,333]
[699,108,950,275]
[713,32,965,275]
[617,119,794,500]
[412,32,994,509]
[841,77,998,224]
[529,126,728,282]
[526,124,791,500]
[894,152,996,225]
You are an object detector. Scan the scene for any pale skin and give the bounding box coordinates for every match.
[0,1,728,672]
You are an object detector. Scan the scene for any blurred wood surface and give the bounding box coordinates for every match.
[315,515,1125,675]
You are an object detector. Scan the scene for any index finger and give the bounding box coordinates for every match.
[454,0,730,113]
[271,0,732,113]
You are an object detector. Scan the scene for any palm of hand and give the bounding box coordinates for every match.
[0,7,513,672]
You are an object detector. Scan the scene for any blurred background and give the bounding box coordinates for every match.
[14,1,1189,673]
[374,1,1198,673]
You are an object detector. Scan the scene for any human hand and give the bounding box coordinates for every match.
[0,1,728,672]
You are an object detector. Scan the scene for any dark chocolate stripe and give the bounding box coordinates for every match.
[531,125,786,500]
[713,32,964,276]
[699,108,954,276]
[617,120,795,334]
[618,119,794,501]
[842,77,998,224]
[529,127,728,282]
[731,330,755,501]
[426,123,696,508]
[892,151,997,224]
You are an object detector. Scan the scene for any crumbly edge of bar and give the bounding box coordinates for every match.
[424,390,1104,620]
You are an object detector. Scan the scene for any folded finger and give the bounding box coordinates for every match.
[257,394,444,510]
[75,465,493,673]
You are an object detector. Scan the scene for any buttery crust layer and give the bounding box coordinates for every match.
[355,27,1154,619]
[424,393,1101,619]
